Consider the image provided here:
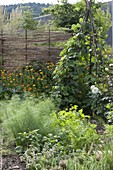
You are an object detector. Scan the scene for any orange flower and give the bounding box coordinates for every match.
[21,84,24,87]
[28,87,32,92]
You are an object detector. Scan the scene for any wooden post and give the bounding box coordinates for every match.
[48,24,51,62]
[1,29,4,66]
[25,29,28,63]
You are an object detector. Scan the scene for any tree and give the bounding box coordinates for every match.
[20,7,38,30]
[43,0,110,32]
[19,7,38,63]
[4,6,22,34]
[43,0,86,29]
[0,5,7,33]
[5,3,51,18]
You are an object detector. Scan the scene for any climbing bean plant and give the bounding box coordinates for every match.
[52,0,111,111]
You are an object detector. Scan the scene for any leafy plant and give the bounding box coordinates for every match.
[88,62,113,120]
[0,95,56,139]
[52,0,111,111]
[53,105,99,151]
[12,104,100,169]
[18,135,113,170]
[19,137,113,170]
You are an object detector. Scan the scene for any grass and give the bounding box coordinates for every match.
[34,41,65,48]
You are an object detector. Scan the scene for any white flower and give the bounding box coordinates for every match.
[109,63,113,67]
[90,85,96,90]
[105,68,109,71]
[90,85,99,94]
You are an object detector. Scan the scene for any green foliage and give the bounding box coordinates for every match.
[16,130,63,154]
[20,7,38,30]
[15,123,113,170]
[88,62,113,120]
[19,145,113,170]
[5,3,50,18]
[0,5,8,31]
[94,7,111,38]
[15,129,42,152]
[105,103,113,123]
[4,7,22,34]
[0,5,22,34]
[53,105,99,151]
[52,0,111,111]
[43,0,111,32]
[0,96,56,139]
[19,142,113,170]
[15,105,99,152]
[43,0,86,29]
[52,50,89,109]
[34,41,65,48]
[0,3,51,33]
[14,123,113,170]
[14,105,100,169]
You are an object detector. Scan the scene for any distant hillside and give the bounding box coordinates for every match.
[4,3,51,17]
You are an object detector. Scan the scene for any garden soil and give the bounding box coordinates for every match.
[1,154,26,170]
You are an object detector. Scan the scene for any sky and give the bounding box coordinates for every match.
[0,0,77,5]
[0,0,110,6]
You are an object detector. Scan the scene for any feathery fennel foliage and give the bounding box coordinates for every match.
[0,95,56,138]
